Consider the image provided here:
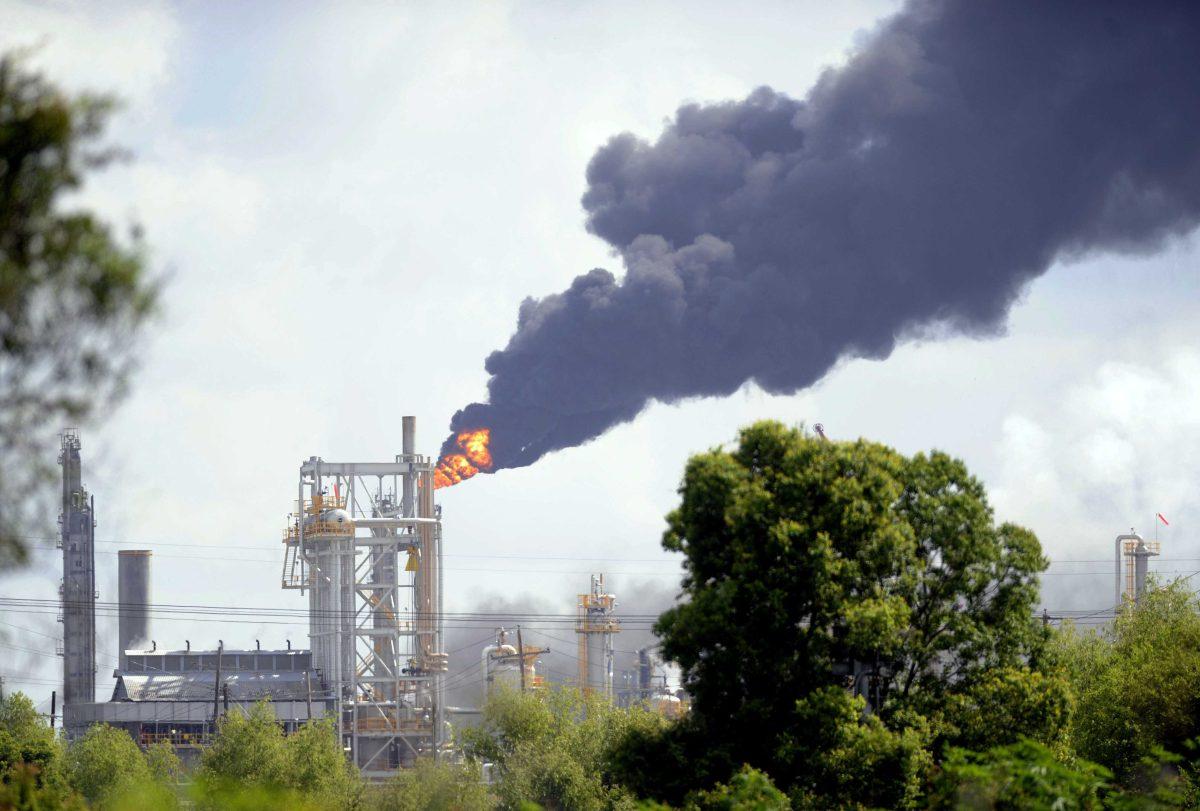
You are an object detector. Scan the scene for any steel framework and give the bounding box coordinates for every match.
[281,417,446,777]
[576,574,619,699]
[59,431,96,738]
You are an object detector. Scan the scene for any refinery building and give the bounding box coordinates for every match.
[54,417,654,778]
[58,419,452,777]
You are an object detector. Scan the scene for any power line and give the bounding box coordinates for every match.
[25,533,1197,569]
[14,535,682,564]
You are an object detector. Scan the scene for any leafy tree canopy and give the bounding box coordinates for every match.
[1055,581,1200,784]
[63,723,177,808]
[931,739,1112,810]
[197,702,359,810]
[643,422,1047,801]
[0,691,62,786]
[685,765,789,811]
[461,686,666,811]
[373,758,493,811]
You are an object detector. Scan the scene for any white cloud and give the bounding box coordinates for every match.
[989,350,1200,608]
[0,1,178,110]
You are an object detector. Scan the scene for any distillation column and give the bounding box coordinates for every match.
[1115,529,1160,607]
[576,574,620,699]
[59,431,96,738]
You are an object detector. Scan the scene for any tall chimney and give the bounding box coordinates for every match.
[118,550,152,667]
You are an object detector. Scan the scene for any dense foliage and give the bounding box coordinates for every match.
[64,724,176,807]
[196,703,360,809]
[616,422,1049,805]
[1052,581,1200,802]
[460,685,666,810]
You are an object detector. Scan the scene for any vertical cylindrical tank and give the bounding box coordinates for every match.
[117,550,152,666]
[637,648,652,696]
[483,631,520,693]
[587,634,605,691]
[1134,549,1150,600]
[402,416,416,515]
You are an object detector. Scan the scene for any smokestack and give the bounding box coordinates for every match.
[439,1,1200,481]
[403,416,416,457]
[118,550,152,667]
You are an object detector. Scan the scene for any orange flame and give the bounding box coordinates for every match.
[434,428,493,489]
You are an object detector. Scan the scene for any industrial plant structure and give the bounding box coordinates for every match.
[575,574,620,699]
[617,648,685,718]
[54,420,449,778]
[279,416,448,776]
[49,425,1171,776]
[481,628,546,694]
[1115,529,1161,607]
[59,431,96,740]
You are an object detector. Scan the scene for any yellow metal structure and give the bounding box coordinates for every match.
[575,574,620,696]
[1123,538,1161,601]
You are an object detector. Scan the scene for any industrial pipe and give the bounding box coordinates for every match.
[1115,531,1143,609]
[402,415,415,517]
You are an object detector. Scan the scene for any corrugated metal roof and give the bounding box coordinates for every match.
[113,671,313,702]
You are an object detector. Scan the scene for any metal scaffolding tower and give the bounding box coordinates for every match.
[281,417,446,777]
[1116,528,1160,606]
[576,574,619,699]
[58,431,96,737]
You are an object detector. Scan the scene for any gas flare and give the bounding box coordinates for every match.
[434,428,493,489]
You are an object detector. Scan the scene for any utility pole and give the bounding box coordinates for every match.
[305,671,313,721]
[50,691,56,729]
[212,641,223,727]
[516,626,526,692]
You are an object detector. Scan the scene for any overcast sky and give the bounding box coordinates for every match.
[3,0,1199,708]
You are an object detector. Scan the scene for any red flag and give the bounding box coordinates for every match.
[1157,512,1170,526]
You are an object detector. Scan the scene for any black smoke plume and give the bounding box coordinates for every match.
[442,0,1200,473]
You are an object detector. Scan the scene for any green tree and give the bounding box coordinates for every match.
[940,666,1073,754]
[632,422,1047,804]
[143,741,182,785]
[0,692,63,788]
[0,51,156,568]
[931,739,1113,810]
[461,686,666,811]
[63,723,176,808]
[64,724,147,803]
[1055,581,1200,784]
[370,758,493,811]
[197,702,288,790]
[0,763,85,810]
[196,702,360,810]
[282,718,361,807]
[685,766,788,810]
[778,688,933,809]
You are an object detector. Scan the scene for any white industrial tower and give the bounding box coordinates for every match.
[1114,528,1160,608]
[576,574,620,699]
[281,416,446,776]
